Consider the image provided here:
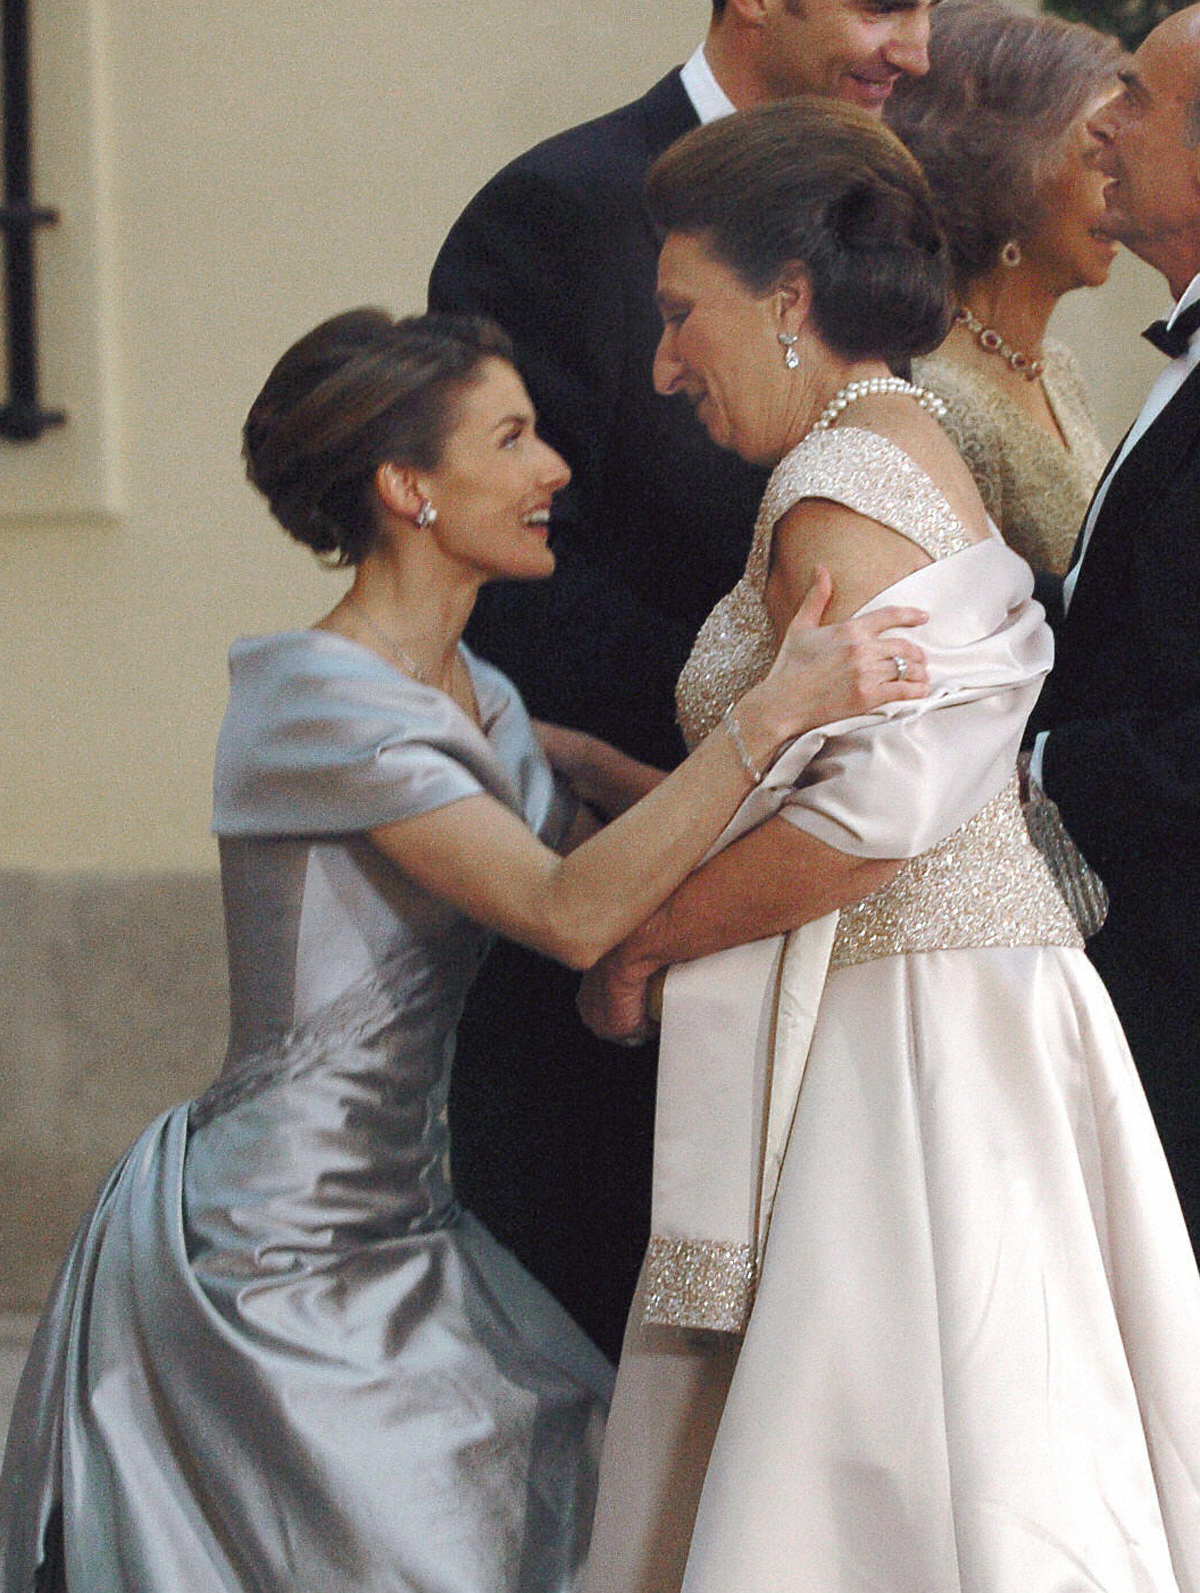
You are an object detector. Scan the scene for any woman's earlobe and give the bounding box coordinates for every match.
[775,271,812,324]
[375,460,421,519]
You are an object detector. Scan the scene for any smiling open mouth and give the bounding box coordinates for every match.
[849,74,899,101]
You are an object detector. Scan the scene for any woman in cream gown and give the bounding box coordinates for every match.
[581,102,1200,1593]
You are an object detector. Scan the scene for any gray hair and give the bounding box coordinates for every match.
[887,0,1122,290]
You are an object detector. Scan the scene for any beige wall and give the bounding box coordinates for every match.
[0,0,700,873]
[0,0,1175,874]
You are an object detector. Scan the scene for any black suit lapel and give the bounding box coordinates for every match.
[637,69,701,162]
[1069,362,1200,610]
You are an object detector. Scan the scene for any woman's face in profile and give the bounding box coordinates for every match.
[1023,87,1122,294]
[417,358,571,585]
[652,231,798,468]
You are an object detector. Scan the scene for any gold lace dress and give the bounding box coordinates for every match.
[584,427,1200,1593]
[913,340,1106,575]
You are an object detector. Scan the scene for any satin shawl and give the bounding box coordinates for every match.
[644,541,1052,1333]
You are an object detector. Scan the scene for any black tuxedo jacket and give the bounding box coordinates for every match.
[1035,363,1200,976]
[1033,363,1200,1232]
[427,72,770,1357]
[429,70,767,768]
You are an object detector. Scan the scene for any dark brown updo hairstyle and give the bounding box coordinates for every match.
[886,0,1121,291]
[645,97,952,364]
[243,309,513,566]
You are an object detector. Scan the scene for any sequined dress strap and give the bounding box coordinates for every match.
[745,427,976,591]
[677,429,976,750]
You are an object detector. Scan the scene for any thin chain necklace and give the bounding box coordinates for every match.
[343,595,432,683]
[810,375,947,434]
[342,596,481,726]
[955,305,1044,382]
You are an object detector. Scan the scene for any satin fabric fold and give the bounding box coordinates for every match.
[0,634,610,1593]
[644,535,1050,1336]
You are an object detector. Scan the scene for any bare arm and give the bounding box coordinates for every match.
[764,498,932,633]
[612,814,897,962]
[532,721,666,818]
[580,499,943,1036]
[577,816,899,1039]
[368,575,927,971]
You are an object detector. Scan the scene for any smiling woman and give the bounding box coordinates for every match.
[577,97,1200,1593]
[0,306,935,1593]
[649,97,951,467]
[397,359,568,586]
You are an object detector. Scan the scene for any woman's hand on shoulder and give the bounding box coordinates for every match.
[756,565,929,735]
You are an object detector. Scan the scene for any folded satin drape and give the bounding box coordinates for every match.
[643,545,1052,1336]
[644,915,838,1333]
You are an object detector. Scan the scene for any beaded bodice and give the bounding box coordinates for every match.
[676,426,1082,963]
[912,341,1106,577]
[677,429,974,745]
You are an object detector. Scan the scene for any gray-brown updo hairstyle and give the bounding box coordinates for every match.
[646,98,952,364]
[243,309,514,566]
[886,0,1121,290]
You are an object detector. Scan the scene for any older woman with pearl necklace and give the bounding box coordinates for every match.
[579,96,1200,1593]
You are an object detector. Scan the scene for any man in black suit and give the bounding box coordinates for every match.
[1029,1,1200,1249]
[429,0,933,1356]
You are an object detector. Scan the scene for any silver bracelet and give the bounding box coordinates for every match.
[722,704,765,785]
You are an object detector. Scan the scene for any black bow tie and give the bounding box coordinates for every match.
[1143,299,1200,357]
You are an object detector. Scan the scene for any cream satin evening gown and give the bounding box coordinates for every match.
[584,427,1200,1593]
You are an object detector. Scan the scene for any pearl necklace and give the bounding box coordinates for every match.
[955,305,1044,381]
[810,376,947,433]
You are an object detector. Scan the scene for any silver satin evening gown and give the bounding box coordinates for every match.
[0,630,613,1593]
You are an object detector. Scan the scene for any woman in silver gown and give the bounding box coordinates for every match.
[0,310,932,1593]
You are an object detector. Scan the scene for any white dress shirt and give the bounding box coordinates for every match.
[1031,271,1200,787]
[680,44,736,124]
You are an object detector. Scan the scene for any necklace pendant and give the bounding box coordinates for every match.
[343,596,431,682]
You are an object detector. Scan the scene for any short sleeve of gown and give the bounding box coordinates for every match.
[212,631,570,843]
